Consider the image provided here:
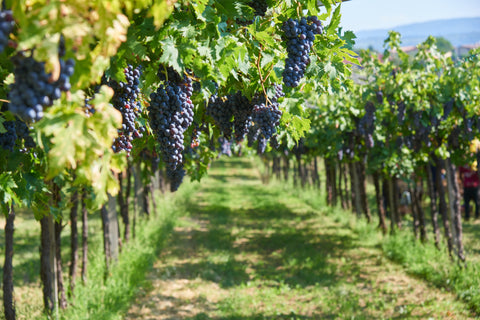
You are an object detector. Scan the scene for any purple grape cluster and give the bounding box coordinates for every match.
[249,0,268,17]
[148,68,194,191]
[0,10,14,53]
[236,0,269,26]
[0,117,35,152]
[247,85,284,153]
[108,65,144,156]
[397,101,406,124]
[357,102,376,148]
[442,99,454,120]
[281,16,323,88]
[8,52,75,123]
[249,104,282,153]
[206,94,234,139]
[231,92,254,143]
[406,111,431,152]
[206,90,255,142]
[0,120,16,152]
[15,119,35,149]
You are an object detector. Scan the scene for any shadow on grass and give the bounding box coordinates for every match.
[188,313,317,320]
[158,178,359,291]
[462,221,480,255]
[0,213,104,288]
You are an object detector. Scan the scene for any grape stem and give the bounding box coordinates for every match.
[255,47,273,106]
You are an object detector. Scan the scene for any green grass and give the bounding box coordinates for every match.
[2,156,480,319]
[126,156,476,319]
[61,180,202,320]
[0,179,199,320]
[280,159,480,317]
[381,230,480,314]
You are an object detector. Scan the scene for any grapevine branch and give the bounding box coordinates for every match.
[255,47,272,106]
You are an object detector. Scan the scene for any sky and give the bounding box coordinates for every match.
[338,0,480,32]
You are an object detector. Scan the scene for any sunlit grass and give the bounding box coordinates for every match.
[2,155,479,319]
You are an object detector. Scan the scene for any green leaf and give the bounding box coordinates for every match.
[306,0,320,16]
[324,62,337,79]
[326,4,341,35]
[159,37,182,73]
[260,52,275,69]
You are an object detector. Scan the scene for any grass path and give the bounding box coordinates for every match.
[125,158,474,319]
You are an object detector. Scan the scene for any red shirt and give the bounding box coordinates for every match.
[459,165,480,188]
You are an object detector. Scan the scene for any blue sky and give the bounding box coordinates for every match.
[338,0,480,32]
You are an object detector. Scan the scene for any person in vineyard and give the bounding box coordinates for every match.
[459,163,480,220]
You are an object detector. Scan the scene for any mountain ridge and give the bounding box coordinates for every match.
[352,17,480,50]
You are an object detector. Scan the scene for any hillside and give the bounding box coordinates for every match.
[353,17,480,50]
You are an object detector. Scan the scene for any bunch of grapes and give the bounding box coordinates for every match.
[397,101,406,124]
[407,111,431,152]
[250,104,282,153]
[0,116,36,152]
[206,94,234,139]
[357,102,376,148]
[249,0,268,17]
[15,119,35,149]
[442,99,454,120]
[281,16,323,88]
[0,9,14,54]
[248,85,284,153]
[269,135,279,149]
[148,67,194,191]
[8,51,75,123]
[107,65,145,156]
[230,92,254,143]
[236,0,269,26]
[0,120,16,152]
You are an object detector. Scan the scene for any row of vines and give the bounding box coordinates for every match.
[0,0,356,318]
[258,31,480,310]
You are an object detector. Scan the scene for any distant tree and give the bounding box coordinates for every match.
[435,37,455,53]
